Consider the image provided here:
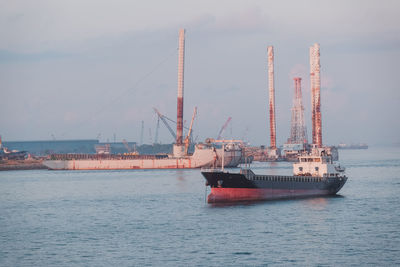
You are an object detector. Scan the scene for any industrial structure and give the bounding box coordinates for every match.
[174,29,186,157]
[289,78,307,145]
[259,42,337,162]
[282,77,308,159]
[310,43,322,147]
[267,46,278,158]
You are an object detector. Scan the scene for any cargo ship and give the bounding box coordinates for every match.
[202,147,347,203]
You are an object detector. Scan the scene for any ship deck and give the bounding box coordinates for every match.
[49,153,170,160]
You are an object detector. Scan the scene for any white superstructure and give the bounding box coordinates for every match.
[293,147,345,177]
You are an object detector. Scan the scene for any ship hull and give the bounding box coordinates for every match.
[43,144,247,170]
[44,145,217,170]
[207,188,331,203]
[202,171,347,203]
[45,157,209,170]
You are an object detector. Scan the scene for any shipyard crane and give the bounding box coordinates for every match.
[184,107,197,155]
[217,117,232,140]
[153,108,177,141]
[154,108,190,129]
[160,114,190,131]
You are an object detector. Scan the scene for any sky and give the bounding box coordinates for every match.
[1,0,399,146]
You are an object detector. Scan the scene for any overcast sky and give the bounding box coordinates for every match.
[1,0,399,146]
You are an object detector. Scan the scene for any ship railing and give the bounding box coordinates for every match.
[251,175,325,183]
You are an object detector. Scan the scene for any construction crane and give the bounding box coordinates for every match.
[153,108,192,142]
[184,107,197,155]
[153,108,177,141]
[217,117,232,140]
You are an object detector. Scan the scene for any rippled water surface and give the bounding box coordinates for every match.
[1,146,399,266]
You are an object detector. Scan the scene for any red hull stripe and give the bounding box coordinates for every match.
[208,188,329,203]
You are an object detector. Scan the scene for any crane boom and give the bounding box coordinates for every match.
[161,115,190,130]
[184,107,197,155]
[153,108,177,140]
[217,117,232,139]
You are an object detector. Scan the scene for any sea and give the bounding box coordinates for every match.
[1,146,399,266]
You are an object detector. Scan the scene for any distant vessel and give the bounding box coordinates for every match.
[337,143,368,149]
[202,147,347,203]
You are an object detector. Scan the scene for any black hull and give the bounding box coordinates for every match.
[202,170,347,203]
